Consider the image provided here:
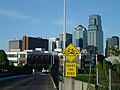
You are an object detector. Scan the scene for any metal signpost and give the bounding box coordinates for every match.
[62,43,80,90]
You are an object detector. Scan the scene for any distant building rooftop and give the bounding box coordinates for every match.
[105,56,120,65]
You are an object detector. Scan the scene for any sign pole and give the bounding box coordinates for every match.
[62,43,80,90]
[69,77,72,90]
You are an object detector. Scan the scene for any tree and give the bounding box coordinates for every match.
[96,61,111,89]
[17,61,23,68]
[0,50,9,68]
[117,63,120,72]
[9,61,14,66]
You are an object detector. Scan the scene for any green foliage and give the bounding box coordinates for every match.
[98,60,111,89]
[80,67,86,73]
[78,76,96,90]
[9,61,14,66]
[111,70,120,83]
[48,64,51,72]
[96,62,102,70]
[76,74,96,84]
[17,61,23,68]
[0,50,9,68]
[117,63,120,72]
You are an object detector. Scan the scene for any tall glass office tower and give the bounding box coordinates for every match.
[73,25,87,49]
[59,32,72,49]
[88,14,103,54]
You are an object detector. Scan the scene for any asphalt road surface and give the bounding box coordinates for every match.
[0,73,56,90]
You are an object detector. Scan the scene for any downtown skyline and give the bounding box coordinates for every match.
[0,0,120,51]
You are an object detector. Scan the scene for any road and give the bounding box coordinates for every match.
[0,73,56,90]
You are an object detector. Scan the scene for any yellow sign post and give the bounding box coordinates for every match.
[61,43,80,77]
[66,63,76,77]
[61,43,80,62]
[61,44,80,90]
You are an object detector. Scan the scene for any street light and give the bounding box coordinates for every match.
[63,0,66,77]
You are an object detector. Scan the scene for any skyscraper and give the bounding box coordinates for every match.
[73,25,87,49]
[59,32,72,49]
[88,14,103,54]
[105,36,119,57]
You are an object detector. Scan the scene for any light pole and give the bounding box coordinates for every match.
[63,0,66,77]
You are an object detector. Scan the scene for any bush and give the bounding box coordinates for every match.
[76,74,96,84]
[17,61,23,68]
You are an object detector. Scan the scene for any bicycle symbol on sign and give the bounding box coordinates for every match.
[63,47,78,56]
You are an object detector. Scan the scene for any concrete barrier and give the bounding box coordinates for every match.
[59,77,95,90]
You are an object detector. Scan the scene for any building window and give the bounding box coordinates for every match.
[20,54,26,58]
[7,54,17,57]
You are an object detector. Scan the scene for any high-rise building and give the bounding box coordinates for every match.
[22,36,48,51]
[59,32,72,49]
[105,36,119,57]
[73,25,87,50]
[88,14,103,54]
[49,38,60,51]
[9,40,22,52]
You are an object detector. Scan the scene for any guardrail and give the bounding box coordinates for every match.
[59,75,64,83]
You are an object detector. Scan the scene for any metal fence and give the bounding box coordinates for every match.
[97,69,120,90]
[111,70,120,90]
[97,69,109,90]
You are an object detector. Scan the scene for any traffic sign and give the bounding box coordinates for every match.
[66,63,76,77]
[61,43,80,62]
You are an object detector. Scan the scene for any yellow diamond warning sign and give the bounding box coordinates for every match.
[66,63,76,77]
[61,43,80,62]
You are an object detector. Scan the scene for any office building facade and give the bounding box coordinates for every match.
[6,50,52,68]
[105,36,119,57]
[9,40,22,52]
[59,33,72,49]
[22,36,48,51]
[73,25,87,50]
[81,53,96,69]
[88,14,103,54]
[49,38,60,51]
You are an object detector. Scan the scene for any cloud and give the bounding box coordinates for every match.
[0,8,41,22]
[54,19,76,27]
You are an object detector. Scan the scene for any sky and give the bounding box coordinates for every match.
[0,0,120,51]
